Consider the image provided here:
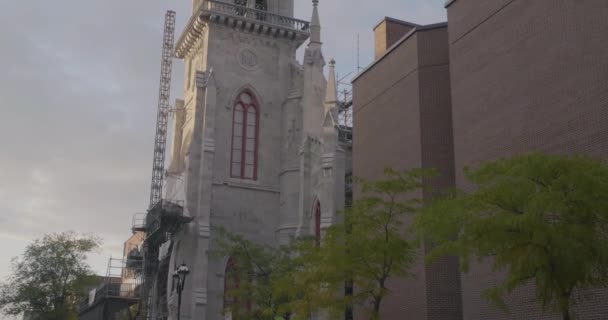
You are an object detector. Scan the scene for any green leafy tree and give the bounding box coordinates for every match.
[0,232,101,320]
[273,237,330,319]
[285,168,432,320]
[213,228,305,320]
[415,153,608,320]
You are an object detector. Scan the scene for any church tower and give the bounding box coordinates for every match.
[161,1,346,319]
[163,1,316,319]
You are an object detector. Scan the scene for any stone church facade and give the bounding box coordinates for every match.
[158,0,351,319]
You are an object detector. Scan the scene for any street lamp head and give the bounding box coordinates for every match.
[177,262,190,276]
[173,263,189,320]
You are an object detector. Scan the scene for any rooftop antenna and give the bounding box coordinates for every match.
[357,34,360,73]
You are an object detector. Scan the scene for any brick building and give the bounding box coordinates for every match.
[448,0,608,319]
[352,0,608,319]
[352,18,462,320]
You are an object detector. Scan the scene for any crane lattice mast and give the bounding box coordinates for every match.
[149,11,176,208]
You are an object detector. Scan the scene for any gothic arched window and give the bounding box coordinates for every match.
[231,91,259,180]
[314,200,321,246]
[255,0,267,11]
[254,0,267,20]
[234,0,247,16]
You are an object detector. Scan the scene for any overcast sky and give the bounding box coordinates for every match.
[0,0,446,293]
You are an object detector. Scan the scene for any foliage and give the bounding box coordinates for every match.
[213,168,431,319]
[117,304,140,320]
[0,232,101,320]
[212,228,307,320]
[414,153,608,319]
[283,168,433,319]
[273,236,334,319]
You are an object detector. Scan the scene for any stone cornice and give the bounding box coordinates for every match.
[176,12,207,59]
[176,0,310,59]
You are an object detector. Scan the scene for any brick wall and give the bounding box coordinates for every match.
[354,30,428,320]
[417,27,463,320]
[374,18,416,59]
[447,0,608,318]
[353,25,462,320]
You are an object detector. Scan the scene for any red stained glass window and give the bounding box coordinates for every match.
[230,91,258,180]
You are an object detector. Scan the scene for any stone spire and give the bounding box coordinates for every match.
[325,59,337,106]
[323,59,339,128]
[310,0,321,44]
[301,0,326,136]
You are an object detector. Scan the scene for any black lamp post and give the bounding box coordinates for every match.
[172,262,190,320]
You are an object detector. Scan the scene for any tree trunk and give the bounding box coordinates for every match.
[561,291,572,320]
[371,298,382,320]
[562,306,571,320]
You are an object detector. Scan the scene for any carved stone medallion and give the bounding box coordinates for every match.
[238,48,259,71]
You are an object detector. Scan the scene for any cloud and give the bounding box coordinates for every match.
[0,0,446,277]
[0,0,188,276]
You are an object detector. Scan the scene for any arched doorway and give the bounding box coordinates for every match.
[224,257,239,318]
[224,257,251,319]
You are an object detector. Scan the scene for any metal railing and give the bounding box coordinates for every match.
[103,282,141,299]
[202,0,310,32]
[145,199,186,238]
[150,199,185,215]
[132,213,146,232]
[79,281,141,313]
[339,125,353,144]
[176,0,310,57]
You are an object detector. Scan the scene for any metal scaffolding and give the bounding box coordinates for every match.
[78,257,142,320]
[149,11,176,209]
[133,11,195,320]
[134,200,192,320]
[337,70,353,145]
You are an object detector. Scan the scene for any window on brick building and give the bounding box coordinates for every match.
[230,91,259,180]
